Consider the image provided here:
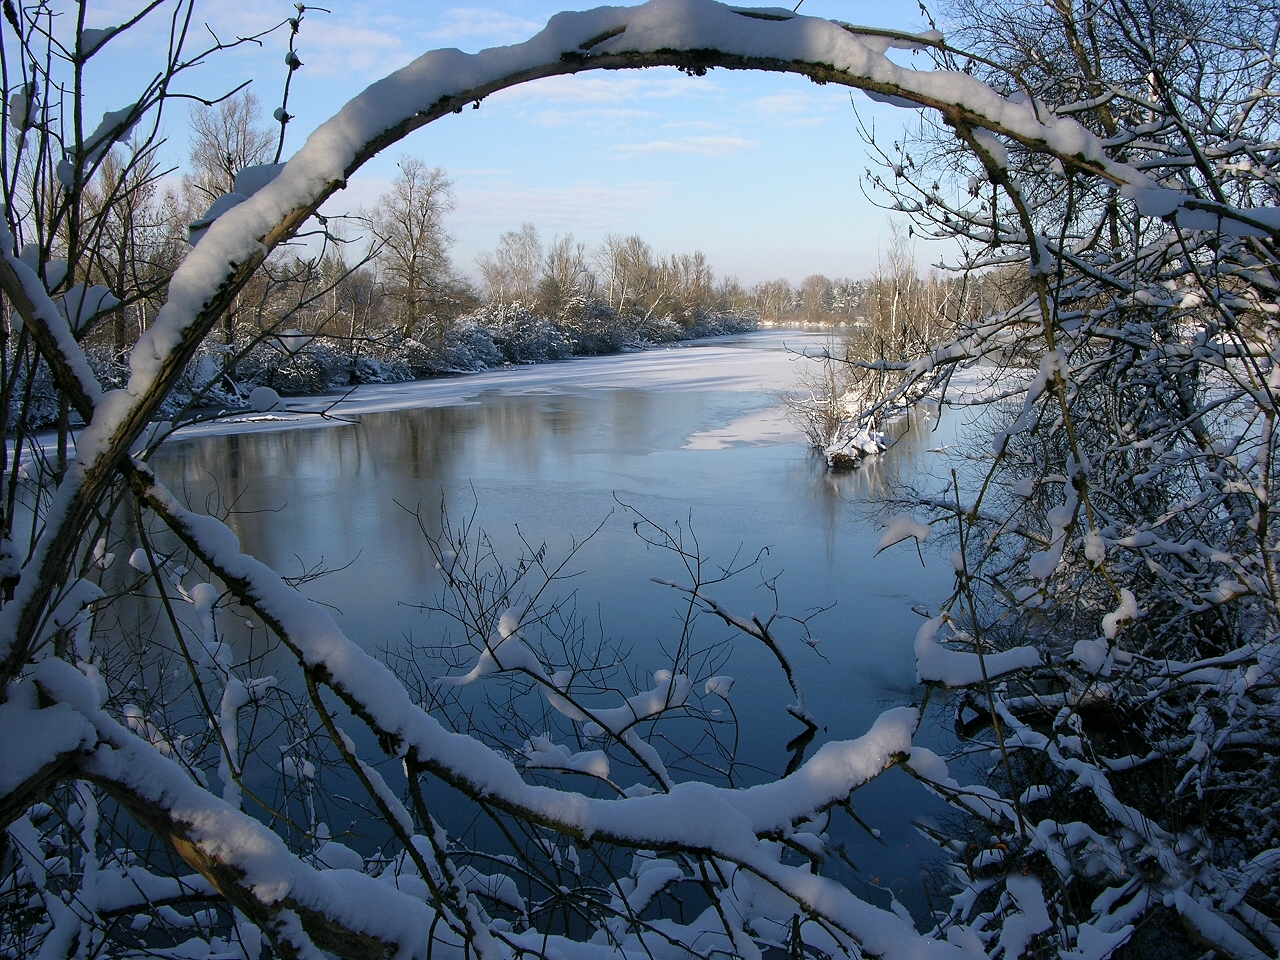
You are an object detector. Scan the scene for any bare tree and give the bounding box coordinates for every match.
[183,92,275,210]
[477,222,542,306]
[179,92,277,377]
[82,145,185,356]
[590,233,676,321]
[798,273,832,323]
[538,232,594,312]
[368,156,458,343]
[834,0,1280,950]
[661,249,715,322]
[751,278,795,322]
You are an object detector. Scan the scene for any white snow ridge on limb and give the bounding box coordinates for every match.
[914,617,1041,687]
[523,735,611,779]
[877,515,931,552]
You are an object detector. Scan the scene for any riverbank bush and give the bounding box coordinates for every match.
[11,302,757,428]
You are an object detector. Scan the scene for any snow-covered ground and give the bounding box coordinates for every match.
[682,405,800,449]
[163,332,828,443]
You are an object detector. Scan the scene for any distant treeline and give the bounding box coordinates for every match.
[20,92,1019,427]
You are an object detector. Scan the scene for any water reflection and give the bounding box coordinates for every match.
[147,331,964,918]
[152,335,963,754]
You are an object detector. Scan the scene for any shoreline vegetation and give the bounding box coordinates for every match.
[61,299,762,428]
[783,226,1031,470]
[9,84,1019,442]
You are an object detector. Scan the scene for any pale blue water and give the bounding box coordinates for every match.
[152,330,964,917]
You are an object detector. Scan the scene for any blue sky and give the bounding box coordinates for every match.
[78,2,939,285]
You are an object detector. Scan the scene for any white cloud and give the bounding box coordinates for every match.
[419,7,544,47]
[115,3,543,92]
[447,167,520,178]
[750,91,821,116]
[526,107,659,129]
[319,178,392,220]
[665,119,727,132]
[293,19,412,78]
[190,2,542,49]
[744,91,838,128]
[780,116,831,129]
[454,181,672,230]
[611,136,755,158]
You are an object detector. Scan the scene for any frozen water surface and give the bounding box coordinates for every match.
[152,330,966,914]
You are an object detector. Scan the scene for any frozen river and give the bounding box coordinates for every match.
[153,329,963,915]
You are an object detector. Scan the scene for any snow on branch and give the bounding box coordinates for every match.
[914,617,1041,688]
[877,515,931,552]
[132,466,899,843]
[0,221,101,413]
[29,656,439,960]
[12,2,1271,956]
[127,468,957,957]
[0,679,96,828]
[131,0,1154,434]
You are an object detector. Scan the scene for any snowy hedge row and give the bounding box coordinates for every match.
[12,303,757,428]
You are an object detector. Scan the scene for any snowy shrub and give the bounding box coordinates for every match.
[385,322,502,376]
[822,421,888,469]
[5,357,63,430]
[634,313,684,345]
[833,0,1280,950]
[214,337,342,396]
[684,308,758,340]
[431,315,503,371]
[393,336,446,377]
[557,297,633,355]
[483,302,573,363]
[351,353,414,384]
[269,347,348,395]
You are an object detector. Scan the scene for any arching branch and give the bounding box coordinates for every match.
[3,0,1162,688]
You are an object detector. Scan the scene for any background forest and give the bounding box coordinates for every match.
[19,87,758,431]
[26,83,1009,431]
